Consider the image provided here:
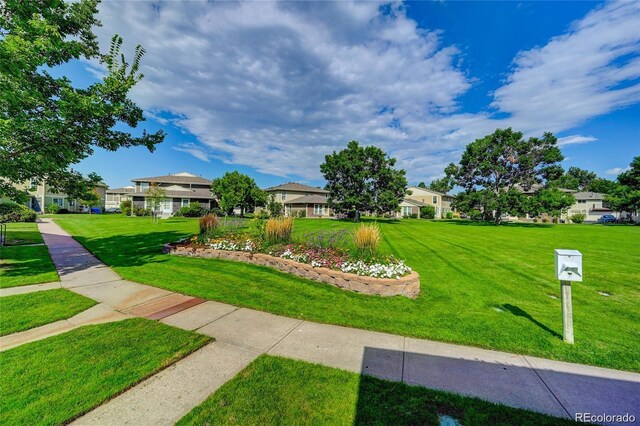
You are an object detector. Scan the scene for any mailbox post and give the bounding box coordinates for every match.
[554,249,582,344]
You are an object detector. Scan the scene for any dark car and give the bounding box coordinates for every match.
[597,214,616,224]
[90,207,102,214]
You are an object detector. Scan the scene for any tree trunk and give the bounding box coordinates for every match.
[494,208,502,225]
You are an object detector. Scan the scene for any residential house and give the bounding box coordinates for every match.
[128,172,215,215]
[105,185,135,210]
[567,192,615,222]
[397,186,455,218]
[10,180,107,213]
[264,182,331,217]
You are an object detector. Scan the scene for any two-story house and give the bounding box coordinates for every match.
[124,172,215,215]
[567,192,615,222]
[10,180,107,213]
[264,182,331,217]
[397,186,455,218]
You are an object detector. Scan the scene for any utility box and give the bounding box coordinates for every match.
[555,249,583,282]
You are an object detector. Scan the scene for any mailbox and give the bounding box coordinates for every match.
[554,249,583,282]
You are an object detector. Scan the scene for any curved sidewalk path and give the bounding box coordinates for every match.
[12,219,640,425]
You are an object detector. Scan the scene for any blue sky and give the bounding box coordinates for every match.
[68,1,639,189]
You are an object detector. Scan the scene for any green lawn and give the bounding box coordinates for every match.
[178,355,575,426]
[0,318,211,426]
[3,222,44,245]
[53,214,640,371]
[0,244,59,288]
[0,288,96,336]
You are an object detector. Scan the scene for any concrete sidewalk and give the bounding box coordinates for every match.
[27,219,640,425]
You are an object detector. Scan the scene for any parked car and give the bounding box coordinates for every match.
[597,214,616,224]
[105,207,121,214]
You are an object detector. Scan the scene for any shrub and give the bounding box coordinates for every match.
[120,200,132,216]
[469,209,483,221]
[419,205,436,219]
[446,211,454,219]
[199,214,220,235]
[409,213,418,219]
[45,203,60,214]
[533,217,539,223]
[265,217,294,245]
[297,210,307,218]
[58,208,70,214]
[570,213,586,224]
[133,205,151,216]
[0,202,37,222]
[176,203,204,218]
[353,223,381,257]
[542,217,549,223]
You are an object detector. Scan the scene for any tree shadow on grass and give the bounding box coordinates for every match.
[440,220,553,229]
[502,304,562,339]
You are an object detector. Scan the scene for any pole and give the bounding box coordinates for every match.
[561,280,574,344]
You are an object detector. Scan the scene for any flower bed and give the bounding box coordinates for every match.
[164,241,420,298]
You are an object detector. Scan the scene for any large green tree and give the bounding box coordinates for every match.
[446,128,564,224]
[211,171,266,216]
[606,156,640,216]
[428,176,454,194]
[0,0,165,202]
[320,141,408,219]
[527,188,575,219]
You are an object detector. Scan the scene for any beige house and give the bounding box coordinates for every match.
[397,186,455,218]
[127,172,215,215]
[264,182,331,218]
[12,180,107,213]
[567,192,615,222]
[105,185,135,210]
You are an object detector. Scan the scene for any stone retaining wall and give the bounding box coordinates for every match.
[164,244,420,298]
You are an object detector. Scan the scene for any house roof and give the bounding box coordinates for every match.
[515,184,575,194]
[574,191,606,200]
[106,186,135,194]
[283,194,329,204]
[135,188,215,199]
[131,172,212,185]
[265,182,329,194]
[407,186,455,197]
[402,198,428,207]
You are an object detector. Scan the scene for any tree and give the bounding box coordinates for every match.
[79,189,101,215]
[0,0,165,202]
[606,156,640,215]
[266,194,284,217]
[446,128,563,224]
[527,188,575,219]
[428,176,454,194]
[417,182,427,189]
[145,183,167,223]
[550,167,599,191]
[587,177,618,194]
[320,141,408,220]
[211,172,266,216]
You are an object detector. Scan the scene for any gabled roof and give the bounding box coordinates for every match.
[106,186,135,194]
[265,182,329,194]
[407,186,454,197]
[283,194,329,204]
[131,172,212,185]
[135,188,215,199]
[515,184,575,194]
[574,191,606,200]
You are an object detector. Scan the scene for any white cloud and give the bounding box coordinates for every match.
[557,135,597,146]
[173,144,211,163]
[606,166,630,176]
[90,1,640,184]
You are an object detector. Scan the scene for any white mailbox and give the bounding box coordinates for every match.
[554,249,583,282]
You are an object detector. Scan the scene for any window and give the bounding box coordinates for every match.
[52,198,63,207]
[432,196,438,204]
[29,179,39,189]
[402,206,412,216]
[140,182,149,191]
[281,191,286,201]
[578,200,587,204]
[69,199,76,207]
[314,204,325,215]
[182,198,190,207]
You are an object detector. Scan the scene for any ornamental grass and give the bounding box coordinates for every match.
[353,223,381,257]
[199,214,219,235]
[265,217,293,245]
